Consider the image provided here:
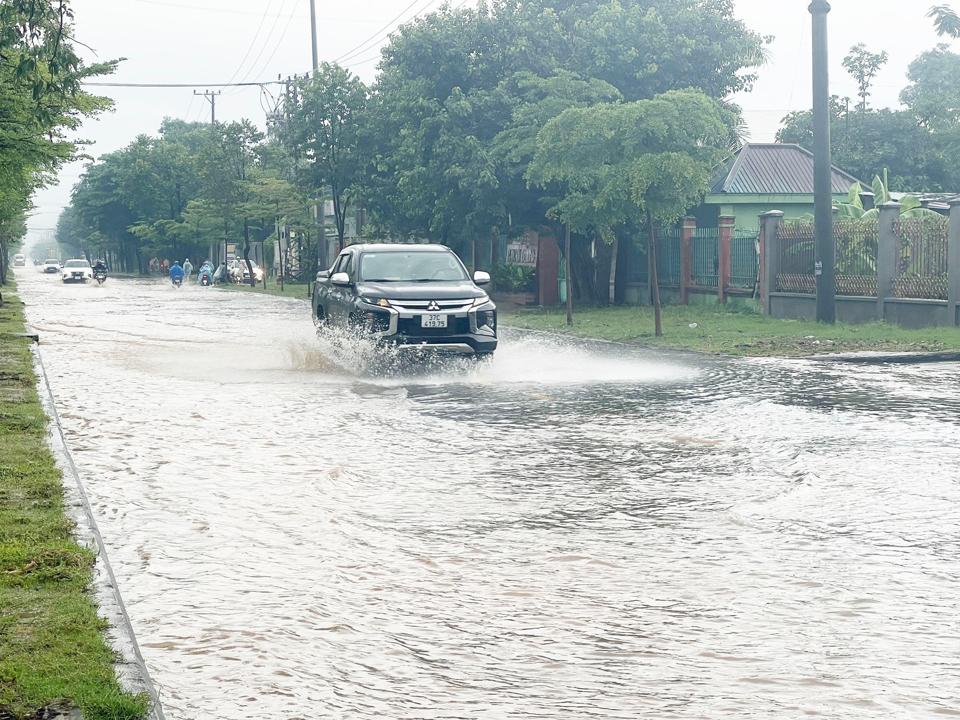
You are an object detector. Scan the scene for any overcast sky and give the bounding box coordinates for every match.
[26,0,956,240]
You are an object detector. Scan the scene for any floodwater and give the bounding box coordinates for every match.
[15,268,960,719]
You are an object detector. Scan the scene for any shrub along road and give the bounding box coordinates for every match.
[0,282,146,720]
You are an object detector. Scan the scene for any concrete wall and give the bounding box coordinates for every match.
[770,292,958,328]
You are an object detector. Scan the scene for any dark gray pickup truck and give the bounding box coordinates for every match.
[312,244,498,356]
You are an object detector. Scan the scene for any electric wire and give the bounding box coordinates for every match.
[334,0,431,64]
[232,0,293,89]
[243,1,301,87]
[222,0,278,88]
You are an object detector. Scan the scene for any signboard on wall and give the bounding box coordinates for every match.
[506,236,538,267]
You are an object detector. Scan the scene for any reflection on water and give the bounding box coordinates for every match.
[16,269,960,719]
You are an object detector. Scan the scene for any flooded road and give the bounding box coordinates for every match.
[16,268,960,719]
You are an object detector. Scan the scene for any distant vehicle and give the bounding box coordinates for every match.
[61,259,93,283]
[227,258,264,284]
[42,258,61,274]
[312,244,497,356]
[197,262,215,286]
[13,253,25,267]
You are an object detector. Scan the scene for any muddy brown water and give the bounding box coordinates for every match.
[15,268,960,719]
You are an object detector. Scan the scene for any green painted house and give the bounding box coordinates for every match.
[696,143,863,230]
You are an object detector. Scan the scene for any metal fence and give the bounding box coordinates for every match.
[776,221,879,296]
[835,220,878,297]
[893,217,949,299]
[776,222,816,293]
[691,227,718,288]
[656,227,682,287]
[731,229,758,289]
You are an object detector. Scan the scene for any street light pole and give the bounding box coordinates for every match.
[810,0,835,324]
[309,0,319,73]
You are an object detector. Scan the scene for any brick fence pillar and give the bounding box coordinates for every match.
[948,200,960,327]
[718,215,735,304]
[759,210,784,314]
[877,201,901,322]
[680,217,696,305]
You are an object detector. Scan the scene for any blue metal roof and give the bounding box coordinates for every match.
[709,144,862,195]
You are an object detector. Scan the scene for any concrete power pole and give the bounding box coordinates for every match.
[810,0,836,324]
[309,0,319,72]
[194,89,222,124]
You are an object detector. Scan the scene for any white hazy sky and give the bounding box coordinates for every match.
[26,0,956,239]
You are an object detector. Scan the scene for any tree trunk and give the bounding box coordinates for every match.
[243,219,255,286]
[646,208,663,337]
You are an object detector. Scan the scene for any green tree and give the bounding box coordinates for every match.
[0,0,116,283]
[842,43,889,112]
[528,90,735,334]
[929,4,960,37]
[901,45,960,129]
[367,0,766,257]
[283,64,369,250]
[777,106,950,191]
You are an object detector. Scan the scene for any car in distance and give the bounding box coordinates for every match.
[42,258,61,274]
[13,253,25,267]
[61,258,93,283]
[312,244,497,356]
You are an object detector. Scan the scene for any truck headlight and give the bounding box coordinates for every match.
[360,296,391,308]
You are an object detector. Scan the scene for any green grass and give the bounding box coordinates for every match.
[0,281,148,720]
[217,280,311,300]
[503,302,960,357]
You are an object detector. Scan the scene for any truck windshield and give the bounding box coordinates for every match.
[359,251,468,282]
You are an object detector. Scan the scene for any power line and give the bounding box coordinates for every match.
[233,0,294,87]
[334,0,433,64]
[128,0,304,18]
[241,2,302,88]
[83,81,283,88]
[222,0,278,87]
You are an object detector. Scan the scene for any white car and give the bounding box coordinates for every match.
[42,258,61,274]
[61,258,93,283]
[13,253,25,267]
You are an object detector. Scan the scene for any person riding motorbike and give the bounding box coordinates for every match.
[183,258,194,279]
[197,260,215,286]
[93,259,108,274]
[169,260,185,286]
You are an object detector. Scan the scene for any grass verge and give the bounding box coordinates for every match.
[502,302,960,357]
[217,280,311,300]
[0,280,147,720]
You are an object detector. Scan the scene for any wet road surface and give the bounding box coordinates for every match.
[16,268,960,719]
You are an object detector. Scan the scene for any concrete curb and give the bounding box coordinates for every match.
[32,347,166,720]
[810,351,960,365]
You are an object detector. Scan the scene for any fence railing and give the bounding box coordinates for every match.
[893,217,949,300]
[656,227,682,287]
[773,217,952,300]
[731,229,758,289]
[692,227,719,288]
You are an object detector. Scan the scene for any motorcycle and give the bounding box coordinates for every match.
[171,277,183,288]
[93,270,107,285]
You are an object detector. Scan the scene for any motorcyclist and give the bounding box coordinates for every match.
[93,258,108,274]
[197,260,214,285]
[169,260,185,285]
[183,258,194,279]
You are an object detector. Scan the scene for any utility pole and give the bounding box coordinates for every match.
[810,0,836,324]
[565,224,573,326]
[309,0,319,73]
[194,89,222,124]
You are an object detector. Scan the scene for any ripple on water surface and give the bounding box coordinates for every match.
[15,269,960,719]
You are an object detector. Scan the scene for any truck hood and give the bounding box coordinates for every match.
[356,280,487,301]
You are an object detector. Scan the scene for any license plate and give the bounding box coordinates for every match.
[421,313,448,328]
[73,273,83,278]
